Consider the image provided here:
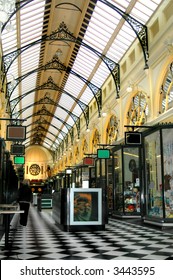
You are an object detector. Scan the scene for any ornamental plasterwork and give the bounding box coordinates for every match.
[160,62,173,114]
[92,129,100,154]
[82,138,88,158]
[126,91,149,126]
[74,146,79,164]
[106,115,119,144]
[69,152,73,165]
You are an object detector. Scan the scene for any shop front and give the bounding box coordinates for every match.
[143,124,173,227]
[112,145,142,218]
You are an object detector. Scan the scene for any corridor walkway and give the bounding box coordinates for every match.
[0,205,173,260]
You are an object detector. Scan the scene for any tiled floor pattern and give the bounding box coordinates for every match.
[0,205,173,260]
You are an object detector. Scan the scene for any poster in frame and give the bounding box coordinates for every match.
[70,188,102,225]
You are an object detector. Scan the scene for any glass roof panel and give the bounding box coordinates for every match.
[0,0,164,150]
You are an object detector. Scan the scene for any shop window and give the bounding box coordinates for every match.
[162,128,173,218]
[144,131,163,218]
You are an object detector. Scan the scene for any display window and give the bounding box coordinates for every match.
[144,126,173,221]
[123,147,141,214]
[144,131,163,218]
[113,146,141,216]
[114,150,123,213]
[162,128,173,218]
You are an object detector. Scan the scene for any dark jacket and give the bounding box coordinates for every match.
[17,184,33,203]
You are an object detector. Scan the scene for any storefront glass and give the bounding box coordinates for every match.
[162,128,173,218]
[114,150,123,212]
[145,131,163,218]
[113,146,141,215]
[123,147,141,214]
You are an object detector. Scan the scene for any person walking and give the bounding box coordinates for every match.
[17,180,33,226]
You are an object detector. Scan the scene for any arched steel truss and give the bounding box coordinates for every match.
[98,0,149,69]
[2,1,149,98]
[7,54,102,117]
[10,76,89,132]
[27,126,63,144]
[14,94,80,126]
[1,0,149,149]
[13,93,82,140]
[25,131,59,149]
[28,116,67,139]
[24,105,77,149]
[25,105,75,134]
[24,138,58,155]
[2,21,120,97]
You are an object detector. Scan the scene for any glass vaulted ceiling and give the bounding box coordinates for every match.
[1,0,163,151]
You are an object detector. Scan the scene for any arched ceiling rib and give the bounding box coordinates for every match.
[0,0,164,152]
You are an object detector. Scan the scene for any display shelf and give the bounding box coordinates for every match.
[124,189,140,213]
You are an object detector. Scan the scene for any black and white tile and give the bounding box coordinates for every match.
[0,205,173,260]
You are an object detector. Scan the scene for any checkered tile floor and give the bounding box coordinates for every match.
[0,205,173,260]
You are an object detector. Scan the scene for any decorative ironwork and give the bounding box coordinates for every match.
[28,125,47,133]
[3,21,120,97]
[28,116,67,138]
[24,103,80,146]
[27,131,59,148]
[27,125,62,143]
[99,0,149,70]
[10,76,89,129]
[7,53,102,116]
[14,93,80,125]
[49,21,75,41]
[27,105,73,131]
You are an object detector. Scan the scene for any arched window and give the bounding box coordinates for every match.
[106,115,119,144]
[127,91,149,126]
[92,129,100,154]
[160,62,173,113]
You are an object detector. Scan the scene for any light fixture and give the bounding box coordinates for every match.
[55,49,63,57]
[86,127,90,133]
[0,0,15,32]
[102,112,107,117]
[126,83,133,93]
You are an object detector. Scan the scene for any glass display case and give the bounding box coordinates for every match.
[143,125,173,226]
[52,188,106,231]
[112,145,142,217]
